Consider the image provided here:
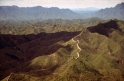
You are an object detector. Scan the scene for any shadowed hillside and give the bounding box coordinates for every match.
[88,19,122,36]
[0,31,80,80]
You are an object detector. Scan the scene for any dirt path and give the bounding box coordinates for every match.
[7,73,13,81]
[72,38,81,59]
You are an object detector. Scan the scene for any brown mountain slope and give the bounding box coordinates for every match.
[1,19,124,81]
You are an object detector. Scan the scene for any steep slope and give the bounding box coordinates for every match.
[0,6,80,20]
[92,2,124,20]
[1,20,124,81]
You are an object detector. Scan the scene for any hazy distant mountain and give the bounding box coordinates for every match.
[0,2,124,21]
[0,6,81,20]
[72,7,100,17]
[72,7,100,12]
[92,2,124,20]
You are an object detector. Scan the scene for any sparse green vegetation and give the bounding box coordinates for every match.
[0,18,103,34]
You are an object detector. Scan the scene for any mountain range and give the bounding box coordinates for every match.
[0,18,103,34]
[0,2,124,21]
[0,6,80,20]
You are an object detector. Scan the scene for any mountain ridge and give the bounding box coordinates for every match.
[92,2,124,20]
